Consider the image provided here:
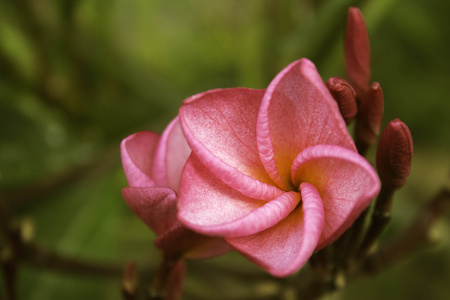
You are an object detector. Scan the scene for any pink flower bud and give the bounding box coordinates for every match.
[326,76,358,124]
[376,119,413,189]
[345,7,371,101]
[355,82,384,155]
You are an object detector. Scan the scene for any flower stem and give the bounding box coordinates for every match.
[122,261,138,300]
[357,185,394,259]
[333,208,369,270]
[147,256,183,300]
[362,187,450,273]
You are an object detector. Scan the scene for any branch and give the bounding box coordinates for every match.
[0,199,20,300]
[122,261,138,300]
[21,241,124,278]
[295,186,450,300]
[356,185,394,259]
[4,145,119,210]
[362,187,450,273]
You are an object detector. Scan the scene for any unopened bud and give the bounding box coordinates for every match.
[326,77,357,124]
[345,7,371,101]
[376,119,413,189]
[355,82,384,155]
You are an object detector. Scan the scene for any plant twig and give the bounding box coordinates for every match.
[362,187,450,273]
[147,257,183,300]
[4,145,119,210]
[21,241,125,278]
[297,186,450,300]
[356,185,394,259]
[0,200,20,300]
[122,261,138,300]
[334,208,369,270]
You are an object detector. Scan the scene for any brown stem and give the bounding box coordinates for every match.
[1,256,18,300]
[4,145,118,210]
[357,185,394,259]
[147,257,181,300]
[331,206,371,273]
[122,261,138,300]
[309,246,334,276]
[297,277,330,300]
[297,269,345,300]
[0,200,20,300]
[362,187,450,273]
[297,186,450,300]
[21,241,124,278]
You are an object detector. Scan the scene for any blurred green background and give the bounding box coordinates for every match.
[1,0,449,299]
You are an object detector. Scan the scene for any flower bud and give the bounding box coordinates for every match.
[345,7,371,102]
[355,82,384,155]
[326,76,357,124]
[376,119,413,189]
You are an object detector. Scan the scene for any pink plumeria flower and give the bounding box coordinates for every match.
[177,59,380,277]
[120,117,232,260]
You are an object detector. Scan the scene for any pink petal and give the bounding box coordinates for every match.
[122,187,178,235]
[180,88,282,200]
[257,59,356,189]
[121,131,160,187]
[152,116,191,192]
[178,155,294,238]
[226,182,324,277]
[154,223,232,259]
[291,145,380,249]
[183,236,233,259]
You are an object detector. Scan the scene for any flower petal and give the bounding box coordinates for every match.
[122,187,178,235]
[178,155,292,238]
[226,182,324,277]
[184,236,233,259]
[152,116,191,192]
[257,59,356,189]
[291,145,380,249]
[154,223,232,259]
[121,131,160,187]
[180,88,282,200]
